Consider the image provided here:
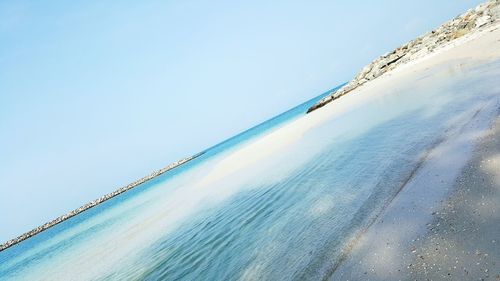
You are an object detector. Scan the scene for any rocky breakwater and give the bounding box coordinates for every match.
[307,0,500,113]
[0,151,204,252]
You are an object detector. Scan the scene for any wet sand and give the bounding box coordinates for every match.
[329,101,500,281]
[326,23,500,281]
[408,116,500,281]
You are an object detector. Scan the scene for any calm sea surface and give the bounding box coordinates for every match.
[1,60,499,280]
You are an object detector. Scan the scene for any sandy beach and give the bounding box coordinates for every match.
[329,110,500,281]
[323,22,500,281]
[198,21,500,280]
[409,113,500,281]
[4,1,500,280]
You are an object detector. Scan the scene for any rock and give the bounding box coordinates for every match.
[359,64,373,76]
[306,0,500,114]
[0,151,205,251]
[358,78,368,85]
[476,3,488,13]
[476,15,492,27]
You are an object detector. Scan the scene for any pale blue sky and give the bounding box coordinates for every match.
[0,0,481,242]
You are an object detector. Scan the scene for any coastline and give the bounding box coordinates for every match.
[228,20,500,279]
[324,15,500,281]
[307,0,500,114]
[2,1,499,276]
[409,112,500,281]
[0,151,204,252]
[329,101,500,281]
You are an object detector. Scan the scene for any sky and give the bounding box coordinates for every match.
[0,0,483,242]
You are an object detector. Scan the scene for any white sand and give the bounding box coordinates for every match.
[322,24,500,281]
[195,21,500,280]
[5,12,500,281]
[408,115,500,281]
[190,23,500,281]
[203,23,500,189]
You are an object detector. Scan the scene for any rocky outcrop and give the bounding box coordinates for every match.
[0,151,204,252]
[307,0,500,114]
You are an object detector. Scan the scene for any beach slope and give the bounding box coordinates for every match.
[327,19,500,281]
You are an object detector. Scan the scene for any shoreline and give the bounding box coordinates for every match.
[0,151,204,252]
[329,101,500,280]
[409,111,500,280]
[307,0,500,114]
[323,15,500,281]
[2,0,499,273]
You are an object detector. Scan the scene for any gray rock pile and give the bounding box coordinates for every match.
[307,0,500,113]
[0,151,204,252]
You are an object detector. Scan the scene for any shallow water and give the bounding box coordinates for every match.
[1,60,499,281]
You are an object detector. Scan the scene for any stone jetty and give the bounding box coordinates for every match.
[0,152,204,252]
[307,0,500,113]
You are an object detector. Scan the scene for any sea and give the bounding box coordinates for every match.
[1,59,499,281]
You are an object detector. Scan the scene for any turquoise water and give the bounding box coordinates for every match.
[1,60,500,280]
